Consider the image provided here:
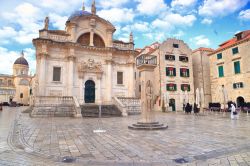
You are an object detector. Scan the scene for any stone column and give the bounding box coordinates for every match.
[71,24,77,42]
[68,49,75,96]
[107,30,113,47]
[106,58,112,104]
[90,29,94,46]
[97,74,102,105]
[139,65,156,123]
[39,53,47,96]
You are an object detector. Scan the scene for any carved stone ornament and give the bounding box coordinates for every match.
[78,59,103,79]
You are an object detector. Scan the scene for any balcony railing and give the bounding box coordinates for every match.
[136,54,157,67]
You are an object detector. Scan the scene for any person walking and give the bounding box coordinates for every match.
[231,104,238,120]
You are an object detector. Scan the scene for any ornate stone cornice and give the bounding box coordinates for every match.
[32,38,137,55]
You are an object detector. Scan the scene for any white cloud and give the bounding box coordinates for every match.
[201,18,212,24]
[136,0,168,15]
[0,27,17,44]
[199,0,249,17]
[0,47,36,75]
[239,9,250,20]
[171,0,197,9]
[122,22,150,33]
[34,0,83,14]
[49,13,68,30]
[1,3,43,44]
[99,0,129,9]
[191,35,211,47]
[143,33,154,40]
[152,13,196,30]
[152,19,172,31]
[173,30,185,38]
[98,8,135,23]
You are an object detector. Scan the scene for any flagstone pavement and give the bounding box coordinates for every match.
[0,107,250,166]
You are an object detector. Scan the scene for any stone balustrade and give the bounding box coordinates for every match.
[34,96,73,107]
[113,43,134,51]
[115,97,141,115]
[47,34,69,42]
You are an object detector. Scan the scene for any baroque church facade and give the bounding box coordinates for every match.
[32,1,136,108]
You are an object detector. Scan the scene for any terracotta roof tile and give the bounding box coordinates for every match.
[192,47,214,53]
[210,30,250,55]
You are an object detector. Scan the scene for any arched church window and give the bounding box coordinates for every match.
[94,34,105,47]
[19,79,29,85]
[77,33,90,46]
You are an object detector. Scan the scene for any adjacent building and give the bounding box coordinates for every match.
[192,47,214,108]
[136,39,194,112]
[209,30,250,107]
[0,52,32,105]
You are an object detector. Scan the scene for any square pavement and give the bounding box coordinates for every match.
[1,107,250,165]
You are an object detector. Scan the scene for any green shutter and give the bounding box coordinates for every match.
[187,69,190,77]
[232,47,239,55]
[173,68,176,76]
[218,66,224,77]
[234,61,241,74]
[188,85,190,91]
[166,67,168,76]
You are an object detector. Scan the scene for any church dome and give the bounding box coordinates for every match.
[68,10,92,21]
[14,52,29,66]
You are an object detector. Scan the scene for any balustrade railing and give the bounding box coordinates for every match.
[34,96,73,107]
[116,97,141,115]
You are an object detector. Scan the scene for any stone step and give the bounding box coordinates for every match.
[81,105,122,117]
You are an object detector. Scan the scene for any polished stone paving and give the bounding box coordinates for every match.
[0,107,250,165]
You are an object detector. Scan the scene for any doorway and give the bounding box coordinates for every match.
[169,98,176,111]
[236,96,245,107]
[84,80,95,103]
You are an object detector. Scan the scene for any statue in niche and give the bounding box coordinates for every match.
[44,17,49,30]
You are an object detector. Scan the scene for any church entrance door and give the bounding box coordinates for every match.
[84,80,95,103]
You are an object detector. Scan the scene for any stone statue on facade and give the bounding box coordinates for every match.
[44,17,49,30]
[146,80,153,112]
[91,0,96,15]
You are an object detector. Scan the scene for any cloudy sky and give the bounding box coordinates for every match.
[0,0,250,74]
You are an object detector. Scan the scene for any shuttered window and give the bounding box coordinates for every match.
[232,47,239,55]
[218,66,224,77]
[180,68,190,77]
[217,53,222,59]
[53,67,61,81]
[166,84,177,91]
[181,84,190,91]
[234,61,241,74]
[117,72,123,85]
[166,67,176,76]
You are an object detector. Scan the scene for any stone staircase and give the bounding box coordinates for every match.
[113,97,141,116]
[81,104,122,117]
